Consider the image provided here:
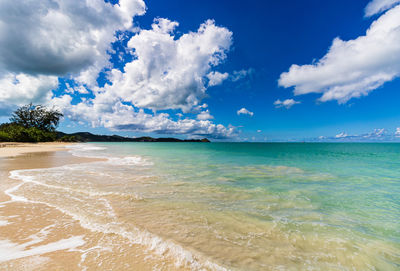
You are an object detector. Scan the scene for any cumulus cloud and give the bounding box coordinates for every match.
[273,99,300,109]
[336,129,388,139]
[197,110,214,120]
[0,0,146,105]
[237,108,254,116]
[365,0,400,16]
[0,0,145,79]
[279,5,400,103]
[52,96,235,139]
[0,73,58,105]
[335,132,348,138]
[0,1,237,139]
[102,18,232,112]
[207,71,229,87]
[313,128,400,142]
[65,83,90,94]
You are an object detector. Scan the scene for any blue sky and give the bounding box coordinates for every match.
[1,0,400,141]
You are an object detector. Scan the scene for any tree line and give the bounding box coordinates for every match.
[0,103,75,142]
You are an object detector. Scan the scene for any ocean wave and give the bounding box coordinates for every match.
[8,168,145,202]
[68,144,107,152]
[67,143,108,159]
[106,156,154,166]
[5,164,226,270]
[68,143,154,167]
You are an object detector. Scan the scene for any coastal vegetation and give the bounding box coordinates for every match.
[55,132,210,143]
[0,104,210,143]
[0,104,63,142]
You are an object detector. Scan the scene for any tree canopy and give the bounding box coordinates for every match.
[10,103,63,132]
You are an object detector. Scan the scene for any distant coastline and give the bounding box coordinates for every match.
[0,104,211,143]
[56,131,211,143]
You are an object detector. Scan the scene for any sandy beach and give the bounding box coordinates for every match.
[2,0,400,269]
[1,142,398,270]
[0,144,96,270]
[0,143,192,270]
[0,142,72,158]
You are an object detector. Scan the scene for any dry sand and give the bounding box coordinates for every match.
[0,142,72,158]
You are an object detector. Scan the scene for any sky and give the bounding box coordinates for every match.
[1,0,400,141]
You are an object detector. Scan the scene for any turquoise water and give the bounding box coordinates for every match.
[11,143,400,269]
[99,143,400,268]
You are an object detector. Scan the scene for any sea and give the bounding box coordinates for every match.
[7,142,400,270]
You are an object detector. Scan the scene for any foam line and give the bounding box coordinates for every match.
[0,236,85,262]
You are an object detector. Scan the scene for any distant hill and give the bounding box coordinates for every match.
[56,131,210,143]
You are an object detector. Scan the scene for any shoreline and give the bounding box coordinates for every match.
[0,145,101,269]
[0,142,397,269]
[0,142,74,158]
[0,143,193,270]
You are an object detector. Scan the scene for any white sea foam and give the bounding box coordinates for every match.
[106,156,153,166]
[0,236,85,262]
[76,245,112,271]
[68,144,107,152]
[68,143,153,167]
[0,222,83,263]
[4,181,29,202]
[4,157,226,270]
[0,220,10,226]
[67,143,108,159]
[2,162,221,270]
[6,163,226,270]
[3,142,226,269]
[8,168,144,202]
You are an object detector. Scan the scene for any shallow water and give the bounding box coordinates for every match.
[6,143,400,270]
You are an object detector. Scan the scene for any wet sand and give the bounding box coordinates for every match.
[0,148,188,270]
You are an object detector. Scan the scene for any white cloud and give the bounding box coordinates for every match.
[273,99,300,109]
[53,96,235,139]
[103,18,232,112]
[0,0,146,105]
[51,16,235,139]
[0,0,145,81]
[65,83,90,94]
[365,0,400,16]
[49,94,73,111]
[279,5,400,103]
[0,2,237,139]
[237,108,254,116]
[335,132,348,138]
[257,130,262,133]
[207,71,229,87]
[230,68,255,82]
[76,85,90,94]
[0,73,58,105]
[197,110,214,120]
[313,128,397,142]
[368,128,387,137]
[150,17,179,33]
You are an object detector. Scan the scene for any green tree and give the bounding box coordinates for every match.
[10,103,63,132]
